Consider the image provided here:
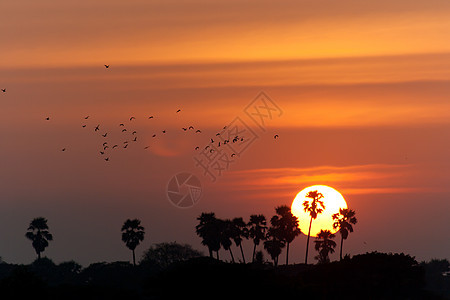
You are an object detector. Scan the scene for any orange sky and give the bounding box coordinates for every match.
[0,0,449,265]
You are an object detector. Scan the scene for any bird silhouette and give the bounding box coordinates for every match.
[209,149,214,153]
[162,130,166,133]
[100,151,104,155]
[102,133,107,137]
[61,148,66,151]
[104,65,109,68]
[216,133,220,136]
[82,125,86,128]
[119,123,124,126]
[45,117,50,121]
[132,137,137,142]
[132,131,137,135]
[148,116,154,119]
[210,138,214,143]
[218,142,221,147]
[188,126,194,130]
[130,116,136,121]
[274,134,279,139]
[103,142,108,146]
[84,116,89,119]
[105,157,109,161]
[231,153,236,157]
[182,128,187,131]
[176,109,181,113]
[152,134,156,137]
[144,146,150,149]
[223,126,227,129]
[95,125,100,131]
[124,141,128,144]
[195,146,199,150]
[124,144,129,148]
[205,145,210,150]
[122,129,127,132]
[103,146,109,150]
[112,145,118,149]
[196,129,201,133]
[1,89,6,93]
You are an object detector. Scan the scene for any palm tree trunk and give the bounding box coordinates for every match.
[286,242,290,265]
[305,216,313,264]
[340,235,344,261]
[216,250,220,260]
[38,251,41,260]
[208,247,213,258]
[252,243,257,262]
[229,248,235,263]
[239,243,246,263]
[132,249,136,266]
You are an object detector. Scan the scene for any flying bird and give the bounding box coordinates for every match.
[132,131,137,135]
[210,149,214,153]
[84,116,89,119]
[94,125,100,131]
[148,116,154,119]
[100,151,104,155]
[61,148,66,152]
[144,146,150,149]
[216,133,220,136]
[122,129,127,132]
[182,128,187,131]
[123,141,128,144]
[231,153,236,158]
[119,123,124,126]
[105,157,109,161]
[103,146,109,150]
[210,138,214,143]
[82,125,86,128]
[188,126,194,130]
[162,130,166,134]
[176,109,181,113]
[112,145,118,149]
[102,133,107,137]
[1,89,6,93]
[130,116,136,121]
[102,142,108,146]
[195,130,201,133]
[152,134,156,137]
[132,137,137,142]
[45,117,50,121]
[274,134,279,139]
[124,144,129,148]
[104,65,109,68]
[195,146,199,150]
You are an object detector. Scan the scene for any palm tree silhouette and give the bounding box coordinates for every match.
[121,219,145,266]
[25,217,53,260]
[303,190,325,264]
[263,227,285,267]
[195,212,221,259]
[272,205,301,265]
[230,217,249,263]
[248,214,267,262]
[314,229,336,264]
[332,208,357,261]
[219,219,235,263]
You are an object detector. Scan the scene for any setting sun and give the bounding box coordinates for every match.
[291,185,347,237]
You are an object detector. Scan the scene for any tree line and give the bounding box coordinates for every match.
[195,190,357,266]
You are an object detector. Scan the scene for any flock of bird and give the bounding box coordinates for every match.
[2,64,279,163]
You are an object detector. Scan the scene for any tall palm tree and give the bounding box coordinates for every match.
[219,219,235,263]
[332,208,357,260]
[263,228,285,267]
[314,229,336,264]
[230,217,249,263]
[303,190,325,264]
[121,219,145,266]
[273,205,301,265]
[248,214,267,262]
[195,212,221,259]
[25,217,53,260]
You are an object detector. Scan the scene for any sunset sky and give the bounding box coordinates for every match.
[1,0,449,266]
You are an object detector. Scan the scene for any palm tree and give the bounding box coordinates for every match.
[230,217,249,263]
[314,229,336,264]
[121,219,145,266]
[273,205,301,265]
[195,212,221,259]
[263,228,285,267]
[248,214,267,262]
[219,219,235,263]
[332,208,357,260]
[25,217,53,260]
[303,190,325,264]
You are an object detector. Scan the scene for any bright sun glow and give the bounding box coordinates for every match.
[291,185,347,237]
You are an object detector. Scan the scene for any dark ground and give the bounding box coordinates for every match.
[0,252,448,299]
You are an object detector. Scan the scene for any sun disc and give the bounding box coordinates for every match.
[291,185,347,237]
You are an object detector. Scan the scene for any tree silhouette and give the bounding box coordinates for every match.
[303,190,325,264]
[263,227,285,267]
[121,219,145,266]
[230,217,249,263]
[195,212,221,259]
[272,205,301,265]
[248,214,267,262]
[140,242,203,269]
[314,229,336,264]
[219,219,235,263]
[25,217,53,260]
[332,208,357,261]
